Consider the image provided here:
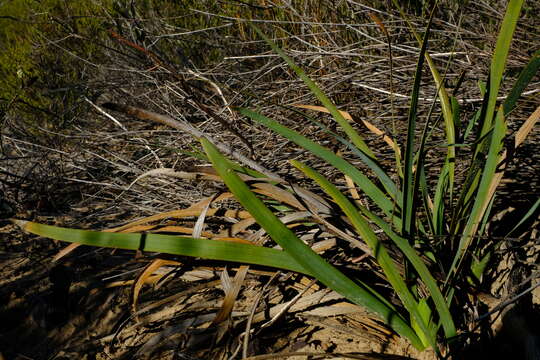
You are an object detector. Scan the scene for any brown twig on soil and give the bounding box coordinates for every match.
[475,280,540,322]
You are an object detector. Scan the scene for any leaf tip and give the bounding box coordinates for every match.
[11,219,28,229]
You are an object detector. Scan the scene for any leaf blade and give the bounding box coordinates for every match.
[250,24,375,160]
[239,107,398,221]
[290,160,435,349]
[13,220,311,275]
[201,138,424,350]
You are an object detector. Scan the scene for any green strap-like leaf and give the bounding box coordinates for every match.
[13,220,311,274]
[293,156,456,341]
[449,0,523,278]
[391,0,456,201]
[250,24,375,161]
[290,160,434,349]
[503,49,540,115]
[480,0,524,135]
[448,107,507,280]
[505,197,540,237]
[294,109,400,203]
[239,108,399,223]
[358,208,457,340]
[201,138,424,350]
[294,158,457,343]
[402,11,432,238]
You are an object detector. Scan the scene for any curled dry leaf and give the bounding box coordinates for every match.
[131,258,181,316]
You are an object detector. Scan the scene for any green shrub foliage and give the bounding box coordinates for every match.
[0,0,111,131]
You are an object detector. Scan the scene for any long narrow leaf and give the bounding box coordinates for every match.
[290,105,400,201]
[357,207,457,340]
[503,49,540,115]
[505,197,540,237]
[14,220,311,275]
[480,0,524,135]
[201,138,424,350]
[290,160,435,349]
[402,13,432,238]
[293,159,456,340]
[238,107,399,223]
[250,24,375,161]
[451,0,524,251]
[448,107,507,279]
[391,0,456,200]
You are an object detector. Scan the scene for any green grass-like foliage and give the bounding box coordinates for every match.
[15,0,538,355]
[0,0,111,130]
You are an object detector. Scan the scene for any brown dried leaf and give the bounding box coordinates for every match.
[251,182,306,210]
[131,258,181,316]
[211,266,249,325]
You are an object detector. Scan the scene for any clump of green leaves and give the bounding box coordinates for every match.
[15,0,539,356]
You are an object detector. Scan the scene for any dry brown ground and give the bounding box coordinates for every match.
[1,1,539,359]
